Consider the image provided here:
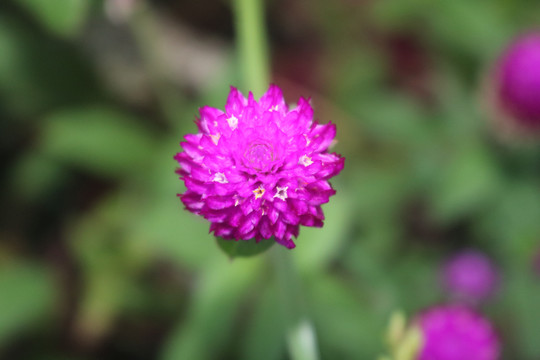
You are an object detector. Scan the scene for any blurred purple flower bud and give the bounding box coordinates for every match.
[417,305,500,360]
[496,32,540,130]
[442,250,499,303]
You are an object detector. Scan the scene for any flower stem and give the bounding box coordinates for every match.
[233,0,270,97]
[271,247,320,360]
[233,1,319,358]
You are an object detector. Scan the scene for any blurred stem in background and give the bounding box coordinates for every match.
[272,247,320,360]
[129,1,185,126]
[232,0,319,359]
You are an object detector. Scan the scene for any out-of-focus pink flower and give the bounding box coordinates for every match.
[496,32,540,129]
[174,85,344,249]
[442,250,499,302]
[417,305,500,360]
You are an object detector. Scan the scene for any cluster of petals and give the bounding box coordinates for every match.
[441,250,499,303]
[174,85,344,249]
[417,305,500,360]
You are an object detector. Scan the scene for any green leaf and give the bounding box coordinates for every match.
[0,264,56,346]
[477,181,540,262]
[68,191,148,341]
[428,0,510,59]
[125,140,216,270]
[371,0,432,29]
[216,237,275,259]
[308,274,383,359]
[9,153,66,201]
[501,270,540,359]
[14,0,90,38]
[350,166,410,221]
[240,283,286,360]
[430,144,501,222]
[295,186,352,273]
[354,94,430,147]
[40,106,157,178]
[161,257,263,360]
[0,15,99,116]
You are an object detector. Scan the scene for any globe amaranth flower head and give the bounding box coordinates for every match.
[441,250,499,303]
[174,85,344,249]
[493,32,540,130]
[417,305,500,360]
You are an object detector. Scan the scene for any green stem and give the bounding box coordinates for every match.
[233,1,319,358]
[233,0,270,96]
[271,247,320,360]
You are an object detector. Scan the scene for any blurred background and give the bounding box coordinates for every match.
[1,0,540,359]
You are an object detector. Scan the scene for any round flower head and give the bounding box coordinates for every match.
[174,85,344,249]
[497,33,540,128]
[442,250,498,302]
[485,32,540,139]
[417,306,500,360]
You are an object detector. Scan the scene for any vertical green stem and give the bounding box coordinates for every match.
[233,1,319,359]
[233,0,270,97]
[271,247,320,360]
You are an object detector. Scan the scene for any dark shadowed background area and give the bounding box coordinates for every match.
[1,0,540,359]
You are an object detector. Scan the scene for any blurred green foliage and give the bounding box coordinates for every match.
[1,0,540,359]
[14,0,90,37]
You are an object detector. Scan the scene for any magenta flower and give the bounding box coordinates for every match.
[496,32,540,129]
[174,85,344,249]
[442,250,499,303]
[417,306,500,360]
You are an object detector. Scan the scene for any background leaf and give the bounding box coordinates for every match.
[0,264,56,347]
[14,0,90,38]
[40,106,157,178]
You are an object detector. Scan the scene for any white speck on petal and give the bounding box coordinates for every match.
[213,172,228,184]
[299,155,314,167]
[304,134,311,146]
[226,115,238,130]
[273,186,288,201]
